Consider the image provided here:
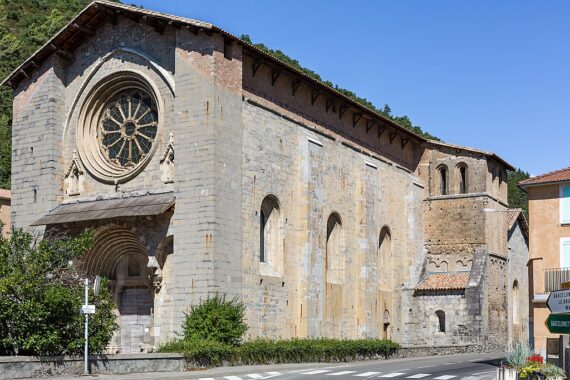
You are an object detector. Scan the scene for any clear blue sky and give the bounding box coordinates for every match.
[134,0,570,175]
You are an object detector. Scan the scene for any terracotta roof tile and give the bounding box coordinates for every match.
[416,272,470,291]
[0,189,10,200]
[519,166,570,187]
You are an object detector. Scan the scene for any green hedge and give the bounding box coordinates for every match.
[159,338,399,367]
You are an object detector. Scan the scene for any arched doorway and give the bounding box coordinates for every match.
[82,225,153,354]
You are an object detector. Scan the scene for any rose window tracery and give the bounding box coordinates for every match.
[99,90,158,168]
[76,73,163,184]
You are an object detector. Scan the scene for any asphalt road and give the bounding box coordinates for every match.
[55,352,501,380]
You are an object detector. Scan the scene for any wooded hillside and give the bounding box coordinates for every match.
[0,0,94,189]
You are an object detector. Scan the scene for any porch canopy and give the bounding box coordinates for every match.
[31,192,175,226]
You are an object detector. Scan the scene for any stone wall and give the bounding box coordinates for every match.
[239,99,425,341]
[508,220,530,348]
[0,353,185,379]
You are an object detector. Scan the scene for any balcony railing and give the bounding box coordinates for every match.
[544,268,570,292]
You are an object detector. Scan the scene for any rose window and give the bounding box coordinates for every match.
[99,90,158,167]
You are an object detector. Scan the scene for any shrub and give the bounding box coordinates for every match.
[182,294,247,346]
[159,338,400,367]
[160,339,236,367]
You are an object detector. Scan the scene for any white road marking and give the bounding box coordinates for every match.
[417,366,433,369]
[434,376,456,380]
[472,371,495,375]
[301,370,333,375]
[354,372,381,377]
[406,374,431,379]
[289,369,315,373]
[380,373,406,378]
[266,372,281,376]
[225,377,244,380]
[328,371,357,376]
[246,375,263,379]
[199,378,216,380]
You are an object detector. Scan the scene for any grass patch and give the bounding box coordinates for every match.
[159,338,399,368]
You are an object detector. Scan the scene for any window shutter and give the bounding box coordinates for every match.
[563,241,570,268]
[562,187,570,224]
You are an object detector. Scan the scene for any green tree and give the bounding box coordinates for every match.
[507,168,531,220]
[0,0,107,189]
[0,228,117,356]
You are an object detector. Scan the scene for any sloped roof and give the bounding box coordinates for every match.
[506,208,529,239]
[1,0,427,144]
[428,140,514,171]
[0,189,10,200]
[519,166,570,188]
[416,272,470,291]
[31,192,174,225]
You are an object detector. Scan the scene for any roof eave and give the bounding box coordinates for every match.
[519,179,570,191]
[428,140,514,171]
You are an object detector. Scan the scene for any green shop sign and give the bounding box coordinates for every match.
[546,314,570,334]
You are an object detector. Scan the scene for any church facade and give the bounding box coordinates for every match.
[3,1,528,354]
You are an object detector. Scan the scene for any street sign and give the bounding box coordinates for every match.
[547,289,570,313]
[80,305,96,314]
[546,314,570,334]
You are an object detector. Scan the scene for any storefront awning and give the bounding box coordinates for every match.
[31,193,175,225]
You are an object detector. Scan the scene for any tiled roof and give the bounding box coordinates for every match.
[428,140,514,171]
[416,272,470,291]
[0,189,10,200]
[31,192,174,226]
[506,208,529,238]
[519,166,570,187]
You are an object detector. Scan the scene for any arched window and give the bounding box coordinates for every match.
[326,212,344,284]
[383,310,391,340]
[260,195,281,273]
[457,163,468,194]
[435,310,446,333]
[438,165,448,195]
[379,226,392,290]
[513,280,519,325]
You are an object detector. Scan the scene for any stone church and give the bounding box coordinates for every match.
[2,1,528,353]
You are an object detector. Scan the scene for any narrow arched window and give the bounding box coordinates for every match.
[513,280,519,325]
[260,195,280,268]
[260,209,266,263]
[326,212,344,284]
[438,166,448,195]
[435,310,446,333]
[457,164,468,194]
[379,226,392,290]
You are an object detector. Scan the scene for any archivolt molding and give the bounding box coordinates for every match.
[82,225,148,279]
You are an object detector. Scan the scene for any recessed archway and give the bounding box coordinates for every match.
[81,225,153,354]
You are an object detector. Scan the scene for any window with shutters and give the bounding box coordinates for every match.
[561,238,570,268]
[560,185,570,224]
